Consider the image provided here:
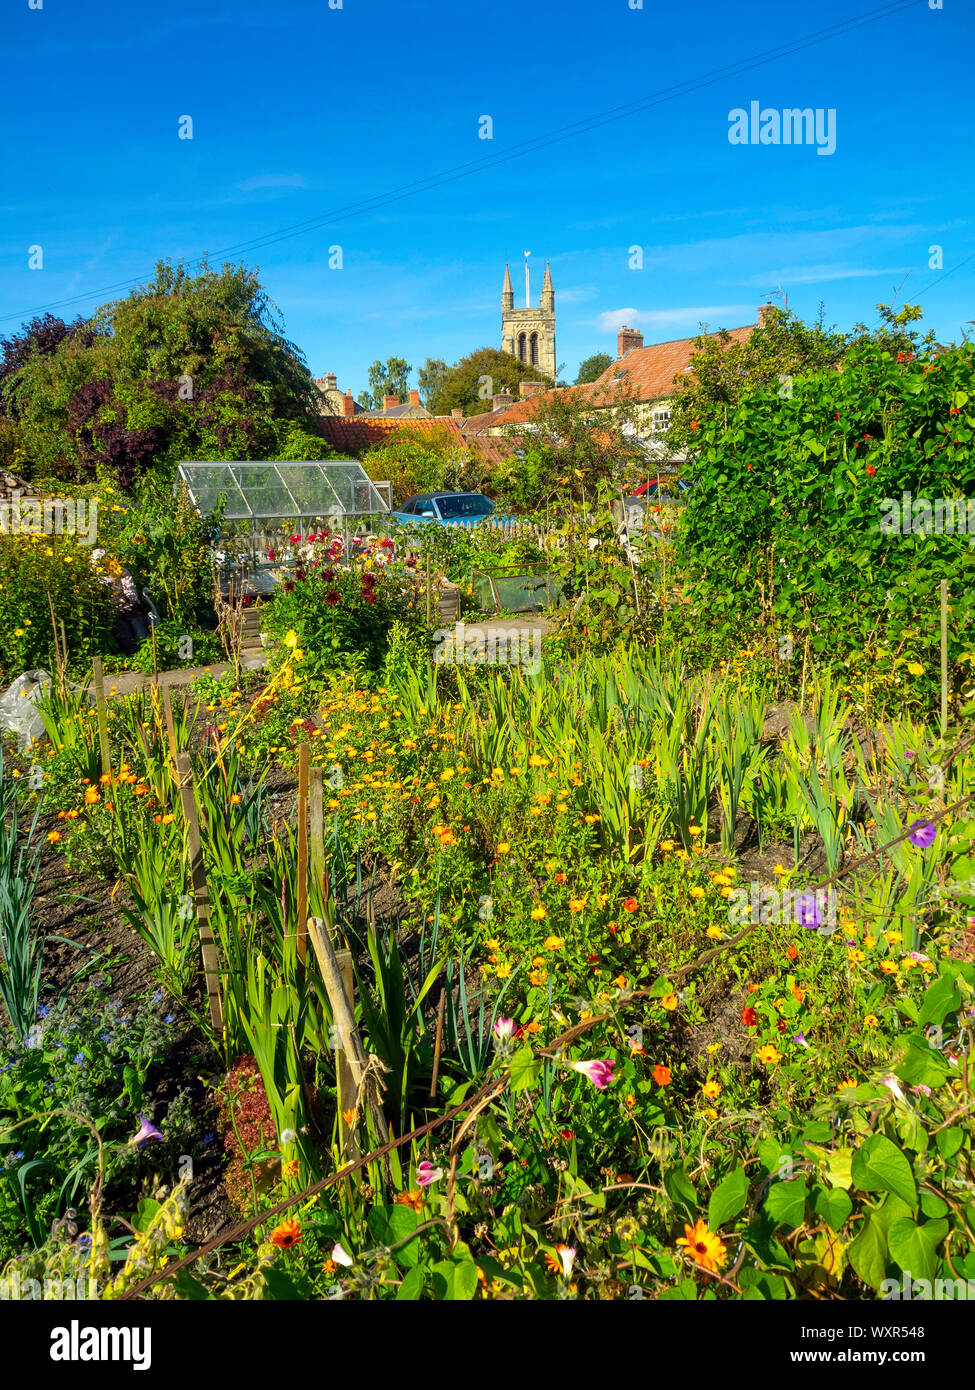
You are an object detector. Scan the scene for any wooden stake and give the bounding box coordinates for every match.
[91,656,111,778]
[176,752,224,1035]
[429,991,446,1100]
[296,742,310,969]
[336,950,360,1160]
[161,684,178,767]
[307,917,388,1145]
[309,765,325,920]
[940,579,949,734]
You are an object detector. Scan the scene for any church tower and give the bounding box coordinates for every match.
[501,259,556,381]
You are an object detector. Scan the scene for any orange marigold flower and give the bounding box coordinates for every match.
[269,1218,302,1250]
[653,1064,672,1086]
[622,897,638,913]
[395,1189,424,1213]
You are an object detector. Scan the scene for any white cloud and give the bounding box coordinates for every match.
[742,263,910,286]
[594,305,753,333]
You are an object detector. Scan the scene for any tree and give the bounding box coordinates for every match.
[417,357,449,408]
[490,387,646,511]
[575,353,612,385]
[360,424,483,503]
[0,313,96,414]
[2,259,322,487]
[358,357,412,410]
[425,347,553,417]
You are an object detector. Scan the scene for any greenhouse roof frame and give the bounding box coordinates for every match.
[175,460,390,521]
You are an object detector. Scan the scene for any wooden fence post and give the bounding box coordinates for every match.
[175,752,224,1036]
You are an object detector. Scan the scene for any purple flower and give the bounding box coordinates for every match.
[792,1032,808,1048]
[131,1115,163,1147]
[793,893,821,931]
[907,819,937,849]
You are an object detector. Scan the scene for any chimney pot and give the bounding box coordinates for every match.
[616,326,644,358]
[408,389,421,407]
[451,407,465,421]
[758,303,776,328]
[519,381,545,398]
[342,390,356,418]
[382,395,400,411]
[492,391,513,410]
[324,372,337,390]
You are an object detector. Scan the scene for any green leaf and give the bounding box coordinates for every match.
[509,1043,541,1093]
[708,1165,749,1230]
[367,1202,420,1268]
[664,1164,698,1218]
[262,1265,302,1300]
[935,1127,965,1160]
[847,1214,889,1291]
[813,1185,853,1233]
[895,1040,950,1089]
[850,1134,917,1210]
[764,1177,808,1229]
[918,970,961,1028]
[887,1217,949,1284]
[396,1265,426,1301]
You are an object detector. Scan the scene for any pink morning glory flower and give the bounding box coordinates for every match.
[417,1161,443,1188]
[131,1115,163,1146]
[571,1059,616,1090]
[493,1017,516,1040]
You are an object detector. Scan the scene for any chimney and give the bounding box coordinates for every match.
[451,407,465,421]
[758,303,776,328]
[617,325,644,358]
[492,391,514,410]
[342,390,356,418]
[324,372,337,391]
[408,389,421,407]
[519,381,544,398]
[382,395,400,412]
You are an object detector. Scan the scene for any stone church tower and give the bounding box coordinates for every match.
[501,260,556,381]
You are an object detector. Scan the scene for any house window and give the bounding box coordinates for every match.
[651,409,671,433]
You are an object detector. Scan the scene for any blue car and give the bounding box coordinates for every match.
[392,492,498,528]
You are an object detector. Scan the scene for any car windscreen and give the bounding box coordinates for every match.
[435,494,494,519]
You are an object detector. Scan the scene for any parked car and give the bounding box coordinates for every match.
[392,491,499,528]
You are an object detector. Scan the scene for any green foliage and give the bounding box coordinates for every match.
[425,348,552,418]
[358,358,413,411]
[575,352,612,385]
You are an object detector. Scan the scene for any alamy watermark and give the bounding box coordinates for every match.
[0,490,98,546]
[433,621,541,675]
[880,492,975,546]
[728,102,836,156]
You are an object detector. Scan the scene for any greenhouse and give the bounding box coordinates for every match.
[174,460,392,584]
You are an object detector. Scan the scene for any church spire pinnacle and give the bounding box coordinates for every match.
[502,262,514,311]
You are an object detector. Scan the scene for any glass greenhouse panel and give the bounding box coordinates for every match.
[175,461,389,521]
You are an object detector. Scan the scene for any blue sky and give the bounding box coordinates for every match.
[1,0,972,393]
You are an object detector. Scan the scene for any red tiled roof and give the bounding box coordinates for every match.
[318,415,468,453]
[487,323,756,428]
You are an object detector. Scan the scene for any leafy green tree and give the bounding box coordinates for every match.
[3,259,320,487]
[575,352,612,385]
[358,357,413,410]
[417,357,449,407]
[360,424,482,502]
[426,348,553,417]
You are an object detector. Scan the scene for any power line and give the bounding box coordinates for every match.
[1,0,921,328]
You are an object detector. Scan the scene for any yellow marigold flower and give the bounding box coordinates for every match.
[688,826,702,838]
[485,938,501,950]
[772,864,789,877]
[755,1044,781,1066]
[661,993,679,1011]
[884,931,902,943]
[880,960,899,975]
[660,840,674,852]
[676,1219,727,1272]
[544,935,564,951]
[702,1080,722,1099]
[496,843,510,855]
[864,1014,879,1028]
[530,904,547,920]
[706,925,723,940]
[689,886,705,899]
[495,962,512,979]
[568,898,587,912]
[529,968,548,986]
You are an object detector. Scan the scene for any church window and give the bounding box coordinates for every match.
[530,332,538,366]
[517,333,526,361]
